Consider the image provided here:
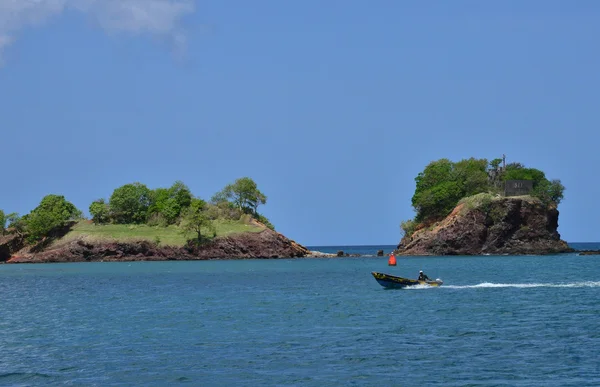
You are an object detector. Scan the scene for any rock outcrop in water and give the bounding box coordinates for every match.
[396,196,573,256]
[5,227,315,263]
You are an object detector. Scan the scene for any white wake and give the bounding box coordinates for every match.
[443,281,600,289]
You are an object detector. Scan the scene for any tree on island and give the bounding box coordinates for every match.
[25,195,82,242]
[109,182,152,224]
[179,198,216,244]
[6,213,25,237]
[502,163,565,205]
[411,158,490,222]
[1,176,274,246]
[211,177,267,216]
[147,181,193,226]
[403,157,565,237]
[89,199,110,225]
[0,210,22,236]
[0,210,5,235]
[211,177,275,230]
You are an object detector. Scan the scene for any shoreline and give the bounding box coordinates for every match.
[2,248,596,265]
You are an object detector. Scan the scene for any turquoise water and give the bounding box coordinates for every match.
[1,249,599,386]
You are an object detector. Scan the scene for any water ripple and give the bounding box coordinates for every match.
[1,256,599,386]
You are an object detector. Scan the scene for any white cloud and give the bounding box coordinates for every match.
[0,0,195,62]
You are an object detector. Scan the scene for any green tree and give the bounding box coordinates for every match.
[503,165,546,182]
[502,164,564,205]
[411,158,488,222]
[205,201,243,221]
[169,181,192,209]
[212,177,267,215]
[109,182,152,224]
[452,158,489,197]
[532,178,565,206]
[26,195,82,242]
[548,179,565,205]
[489,158,503,170]
[410,157,566,225]
[89,199,110,224]
[147,181,193,225]
[400,219,416,239]
[180,198,216,243]
[0,209,5,235]
[413,180,463,222]
[147,188,173,226]
[413,158,454,193]
[6,213,25,236]
[505,162,525,170]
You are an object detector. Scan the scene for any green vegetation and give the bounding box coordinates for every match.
[6,213,25,236]
[400,219,417,239]
[458,192,496,213]
[401,157,565,238]
[211,177,267,214]
[89,199,110,225]
[24,195,82,243]
[211,177,273,230]
[61,218,263,247]
[180,198,216,244]
[2,176,273,247]
[0,210,6,235]
[108,182,152,224]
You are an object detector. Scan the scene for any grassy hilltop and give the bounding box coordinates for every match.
[60,218,265,247]
[1,177,273,249]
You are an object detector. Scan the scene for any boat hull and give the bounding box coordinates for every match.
[371,271,443,289]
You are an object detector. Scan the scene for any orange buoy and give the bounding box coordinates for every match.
[388,254,397,266]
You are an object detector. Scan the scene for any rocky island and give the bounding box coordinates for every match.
[0,177,334,264]
[396,194,573,255]
[0,220,316,263]
[395,156,574,256]
[0,160,582,262]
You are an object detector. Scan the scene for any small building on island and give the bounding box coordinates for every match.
[504,180,533,196]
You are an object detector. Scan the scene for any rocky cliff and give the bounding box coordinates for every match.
[2,227,312,264]
[396,195,573,256]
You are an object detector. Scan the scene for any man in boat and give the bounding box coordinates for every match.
[418,270,430,281]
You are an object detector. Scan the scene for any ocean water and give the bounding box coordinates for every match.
[1,248,599,386]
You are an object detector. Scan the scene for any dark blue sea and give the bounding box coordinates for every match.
[1,244,599,386]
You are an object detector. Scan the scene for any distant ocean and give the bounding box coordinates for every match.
[1,244,599,386]
[308,242,600,255]
[306,244,397,256]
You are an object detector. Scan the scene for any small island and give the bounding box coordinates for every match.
[0,158,582,262]
[0,178,317,263]
[395,156,574,255]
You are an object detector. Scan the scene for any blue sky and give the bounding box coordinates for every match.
[1,1,598,245]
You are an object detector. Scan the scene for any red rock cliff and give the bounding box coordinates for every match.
[396,196,573,256]
[5,227,311,263]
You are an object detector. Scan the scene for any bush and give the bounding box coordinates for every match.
[180,198,216,243]
[147,181,192,225]
[255,213,275,230]
[400,219,416,238]
[89,199,110,224]
[26,195,82,242]
[458,192,495,213]
[109,182,152,224]
[0,210,5,235]
[147,213,169,228]
[412,158,488,222]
